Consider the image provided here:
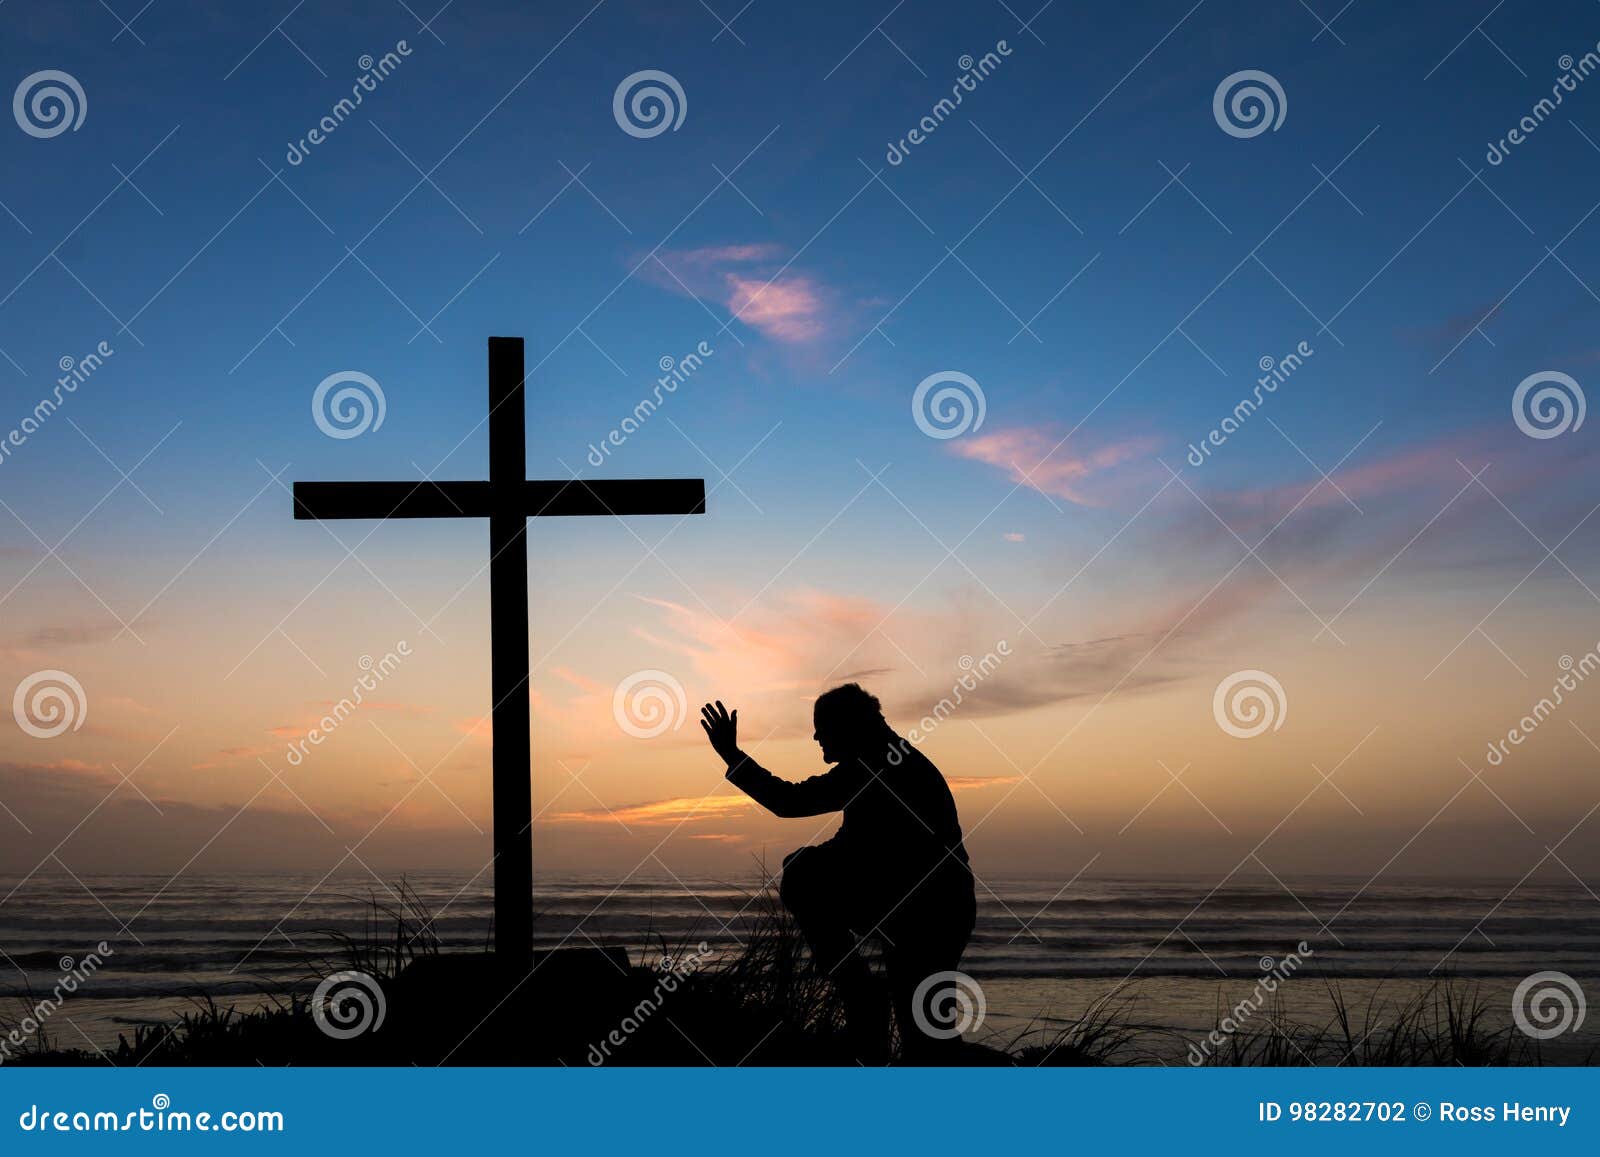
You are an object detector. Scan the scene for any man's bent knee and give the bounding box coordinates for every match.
[779,845,829,915]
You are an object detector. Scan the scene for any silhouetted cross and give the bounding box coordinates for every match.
[293,337,705,973]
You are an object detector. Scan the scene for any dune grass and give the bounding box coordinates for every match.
[3,882,1580,1066]
[1186,977,1560,1066]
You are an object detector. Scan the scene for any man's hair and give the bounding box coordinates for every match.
[813,682,886,728]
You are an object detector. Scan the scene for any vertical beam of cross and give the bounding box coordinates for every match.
[486,337,532,972]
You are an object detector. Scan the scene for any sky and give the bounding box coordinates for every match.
[1,0,1598,890]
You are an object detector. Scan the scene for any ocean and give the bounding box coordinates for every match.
[1,872,1595,1062]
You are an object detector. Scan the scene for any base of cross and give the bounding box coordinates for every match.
[381,950,632,1063]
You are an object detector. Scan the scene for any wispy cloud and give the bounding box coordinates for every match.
[725,274,827,342]
[949,427,1161,506]
[646,244,835,344]
[543,794,754,827]
[946,775,1022,791]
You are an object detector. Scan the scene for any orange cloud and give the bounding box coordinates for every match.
[949,427,1160,506]
[543,794,754,827]
[192,744,277,770]
[946,775,1023,791]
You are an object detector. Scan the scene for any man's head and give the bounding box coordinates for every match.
[812,682,890,764]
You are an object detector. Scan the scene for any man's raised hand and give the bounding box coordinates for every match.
[700,700,740,765]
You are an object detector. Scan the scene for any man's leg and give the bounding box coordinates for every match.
[886,879,977,1063]
[780,846,887,1059]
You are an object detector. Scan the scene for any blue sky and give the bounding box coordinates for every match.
[1,0,1598,877]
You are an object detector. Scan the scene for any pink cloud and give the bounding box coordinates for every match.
[950,427,1161,506]
[674,243,784,267]
[644,244,836,344]
[724,273,826,343]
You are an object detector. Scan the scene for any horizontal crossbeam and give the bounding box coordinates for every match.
[292,478,706,520]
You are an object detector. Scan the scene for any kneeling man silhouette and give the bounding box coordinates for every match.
[700,685,977,1062]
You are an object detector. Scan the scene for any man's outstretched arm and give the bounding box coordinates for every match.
[700,700,854,818]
